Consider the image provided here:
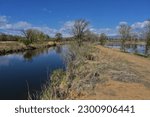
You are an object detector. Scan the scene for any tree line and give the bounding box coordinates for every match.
[0,19,150,49]
[0,29,63,45]
[72,19,150,50]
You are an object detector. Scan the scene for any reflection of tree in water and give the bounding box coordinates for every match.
[144,19,150,56]
[123,44,132,52]
[23,48,49,61]
[121,44,126,52]
[55,45,63,54]
[145,45,150,56]
[124,44,138,53]
[124,44,129,51]
[23,51,34,61]
[132,44,138,53]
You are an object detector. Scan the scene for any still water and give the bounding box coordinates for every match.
[106,43,149,56]
[0,46,66,100]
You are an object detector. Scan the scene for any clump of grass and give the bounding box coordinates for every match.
[110,70,141,83]
[39,69,66,100]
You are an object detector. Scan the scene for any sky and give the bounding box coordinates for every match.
[0,0,150,36]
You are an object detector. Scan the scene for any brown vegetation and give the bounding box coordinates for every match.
[0,41,57,55]
[39,43,150,100]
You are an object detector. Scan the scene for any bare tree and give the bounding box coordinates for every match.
[145,19,150,55]
[21,29,47,44]
[84,30,99,42]
[118,23,131,51]
[72,19,89,46]
[131,33,139,42]
[55,32,63,42]
[21,29,37,42]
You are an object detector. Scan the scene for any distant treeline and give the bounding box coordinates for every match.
[0,29,73,47]
[0,30,71,42]
[0,33,23,41]
[0,19,150,48]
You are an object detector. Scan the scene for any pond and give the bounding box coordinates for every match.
[106,43,150,56]
[0,45,67,100]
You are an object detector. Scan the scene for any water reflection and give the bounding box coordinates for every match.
[0,54,23,66]
[0,46,66,100]
[145,45,150,56]
[55,45,63,54]
[0,58,10,66]
[22,45,65,62]
[106,43,150,56]
[23,48,49,61]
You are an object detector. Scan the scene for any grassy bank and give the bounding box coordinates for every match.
[0,41,58,55]
[39,43,150,100]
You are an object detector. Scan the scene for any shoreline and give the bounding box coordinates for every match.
[0,41,60,56]
[39,43,150,100]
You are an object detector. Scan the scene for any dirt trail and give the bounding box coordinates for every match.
[97,46,150,81]
[81,46,150,100]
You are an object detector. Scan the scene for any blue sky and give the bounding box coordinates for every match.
[0,0,150,36]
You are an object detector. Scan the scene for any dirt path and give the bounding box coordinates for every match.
[98,46,150,80]
[81,46,150,100]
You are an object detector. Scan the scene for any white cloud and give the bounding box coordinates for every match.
[32,26,57,37]
[116,21,128,30]
[130,21,150,38]
[117,21,149,30]
[58,21,75,37]
[59,21,74,32]
[13,21,32,30]
[119,21,128,25]
[0,16,32,31]
[131,21,149,29]
[89,27,117,36]
[0,15,74,37]
[63,21,74,28]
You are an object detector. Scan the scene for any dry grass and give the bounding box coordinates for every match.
[40,43,150,100]
[39,69,67,100]
[0,41,57,55]
[0,41,27,52]
[29,41,56,49]
[82,80,150,100]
